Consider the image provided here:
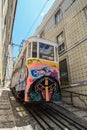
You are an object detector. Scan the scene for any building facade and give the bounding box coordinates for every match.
[5,44,13,87]
[0,0,17,86]
[35,0,87,108]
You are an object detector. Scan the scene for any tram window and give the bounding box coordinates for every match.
[32,42,37,58]
[28,42,31,58]
[39,42,54,61]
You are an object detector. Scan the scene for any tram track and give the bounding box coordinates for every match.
[51,102,87,129]
[8,90,87,130]
[42,102,87,130]
[38,106,75,130]
[25,103,85,130]
[27,108,54,130]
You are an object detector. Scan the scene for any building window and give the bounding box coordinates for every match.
[60,59,69,86]
[3,0,6,6]
[84,6,87,20]
[57,32,65,54]
[55,9,62,24]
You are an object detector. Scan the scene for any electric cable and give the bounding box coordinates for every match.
[13,0,50,59]
[24,0,50,40]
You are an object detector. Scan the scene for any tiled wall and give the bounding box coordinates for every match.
[35,0,87,108]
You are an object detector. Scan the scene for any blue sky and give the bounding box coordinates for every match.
[12,0,55,59]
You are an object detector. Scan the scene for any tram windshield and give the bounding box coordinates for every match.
[27,41,55,61]
[39,42,54,61]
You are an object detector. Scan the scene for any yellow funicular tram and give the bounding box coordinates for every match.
[11,36,61,102]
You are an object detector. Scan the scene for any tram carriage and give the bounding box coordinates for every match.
[10,36,61,102]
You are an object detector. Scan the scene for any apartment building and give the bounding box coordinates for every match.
[35,0,87,108]
[0,0,17,86]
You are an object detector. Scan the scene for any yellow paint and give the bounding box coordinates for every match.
[26,58,59,69]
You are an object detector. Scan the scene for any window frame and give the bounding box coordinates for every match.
[55,46,59,62]
[32,42,37,58]
[57,31,65,54]
[59,59,69,86]
[39,42,54,61]
[27,42,31,58]
[83,6,87,21]
[55,9,62,24]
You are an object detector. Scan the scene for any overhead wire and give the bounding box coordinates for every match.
[4,0,50,85]
[23,0,50,40]
[13,0,50,59]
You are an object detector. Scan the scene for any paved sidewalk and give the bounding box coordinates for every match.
[0,87,9,95]
[0,87,33,130]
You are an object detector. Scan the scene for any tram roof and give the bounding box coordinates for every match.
[27,36,58,47]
